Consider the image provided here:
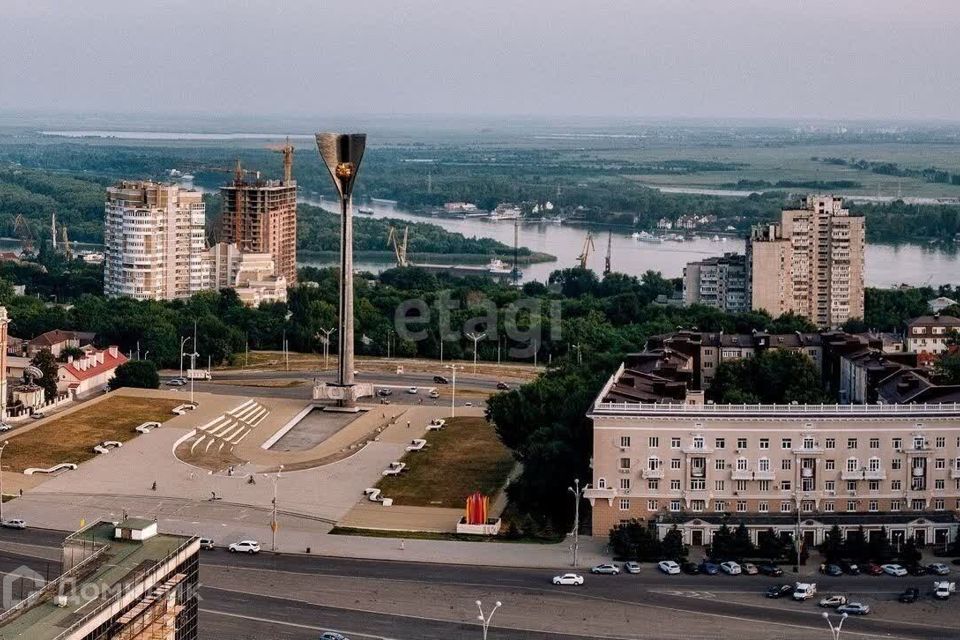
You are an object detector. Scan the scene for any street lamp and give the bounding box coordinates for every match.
[316,132,366,410]
[568,478,590,568]
[179,336,192,379]
[270,464,284,552]
[476,599,502,640]
[466,332,487,374]
[0,440,8,523]
[316,328,335,372]
[444,364,464,418]
[822,611,848,640]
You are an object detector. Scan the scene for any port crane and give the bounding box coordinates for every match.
[14,214,35,256]
[387,226,410,268]
[265,138,295,184]
[61,225,72,260]
[577,232,595,269]
[603,230,612,275]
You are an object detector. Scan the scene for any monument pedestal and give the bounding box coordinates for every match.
[313,382,374,412]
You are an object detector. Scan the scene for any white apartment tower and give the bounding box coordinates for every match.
[104,181,210,300]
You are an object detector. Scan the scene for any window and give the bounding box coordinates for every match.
[597,478,606,489]
[692,436,705,450]
[935,479,945,490]
[934,498,945,511]
[782,459,792,471]
[759,438,770,450]
[825,460,835,470]
[671,458,681,470]
[669,500,681,512]
[715,459,726,471]
[648,479,659,490]
[891,499,901,512]
[911,499,925,511]
[802,500,814,512]
[715,437,725,449]
[846,458,858,473]
[758,458,770,472]
[647,499,659,511]
[892,458,902,470]
[649,436,659,448]
[736,480,747,492]
[868,500,878,512]
[781,480,791,491]
[868,457,880,472]
[620,478,631,490]
[936,436,945,448]
[935,458,946,470]
[714,500,727,512]
[619,499,630,511]
[737,437,748,449]
[647,456,661,471]
[803,436,815,449]
[780,502,792,513]
[670,480,681,491]
[781,438,792,450]
[891,480,901,491]
[869,438,879,449]
[758,501,768,513]
[847,480,856,491]
[620,436,631,448]
[670,437,681,449]
[892,437,902,450]
[715,480,725,491]
[846,500,857,512]
[736,500,747,513]
[825,480,835,492]
[868,480,880,491]
[758,480,771,491]
[847,438,858,449]
[691,500,705,512]
[825,438,836,449]
[690,478,705,490]
[736,458,748,471]
[620,457,631,470]
[824,501,835,512]
[913,436,924,449]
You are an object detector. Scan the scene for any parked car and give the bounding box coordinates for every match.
[228,540,261,554]
[836,602,871,615]
[699,561,720,575]
[30,411,45,419]
[766,584,793,599]
[840,561,861,575]
[1,519,26,530]
[898,587,920,603]
[0,423,11,432]
[198,538,215,550]
[428,390,440,399]
[928,563,951,576]
[552,573,584,586]
[821,564,843,577]
[818,594,847,608]
[934,581,956,600]
[882,564,908,577]
[742,562,759,575]
[496,381,510,390]
[793,582,818,600]
[865,563,885,576]
[407,386,419,394]
[433,375,449,384]
[681,562,701,575]
[591,563,620,575]
[624,561,641,574]
[908,564,928,576]
[720,561,742,575]
[377,388,393,397]
[658,560,681,575]
[759,563,783,577]
[320,632,350,640]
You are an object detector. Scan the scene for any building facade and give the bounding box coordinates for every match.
[57,345,128,396]
[206,242,287,306]
[906,314,960,356]
[747,195,865,328]
[585,361,960,548]
[104,182,209,300]
[219,165,297,285]
[682,253,748,313]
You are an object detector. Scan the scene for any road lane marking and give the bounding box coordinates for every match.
[200,609,395,640]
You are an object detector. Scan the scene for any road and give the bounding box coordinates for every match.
[1,528,958,639]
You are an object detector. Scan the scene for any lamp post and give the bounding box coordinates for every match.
[822,611,848,640]
[179,336,191,379]
[568,478,590,568]
[445,364,463,418]
[466,332,486,374]
[270,464,284,552]
[0,440,8,523]
[317,328,335,372]
[476,600,502,640]
[316,132,366,410]
[571,343,582,365]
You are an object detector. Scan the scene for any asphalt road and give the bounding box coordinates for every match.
[1,528,957,639]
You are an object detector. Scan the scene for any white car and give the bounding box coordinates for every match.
[228,540,261,554]
[552,573,584,586]
[928,563,950,576]
[882,563,908,577]
[1,519,27,530]
[818,594,847,608]
[407,387,419,394]
[720,561,742,575]
[0,423,11,432]
[658,560,681,575]
[590,563,620,575]
[428,390,440,399]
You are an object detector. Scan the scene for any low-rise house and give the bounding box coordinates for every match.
[57,345,127,396]
[905,315,960,357]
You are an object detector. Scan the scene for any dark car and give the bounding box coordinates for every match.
[865,563,884,576]
[759,563,784,577]
[840,562,861,576]
[681,562,701,575]
[699,561,720,575]
[821,564,843,577]
[433,375,449,384]
[907,564,928,577]
[899,587,920,603]
[766,584,793,599]
[496,381,510,390]
[377,388,393,397]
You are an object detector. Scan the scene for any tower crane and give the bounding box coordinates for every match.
[603,229,612,276]
[577,232,595,269]
[387,226,409,268]
[14,214,35,256]
[266,138,295,184]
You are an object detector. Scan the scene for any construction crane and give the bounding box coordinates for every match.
[577,232,595,269]
[61,225,72,260]
[387,226,409,268]
[14,214,34,255]
[266,138,295,184]
[603,229,612,276]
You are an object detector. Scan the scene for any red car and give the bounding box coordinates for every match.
[865,563,884,576]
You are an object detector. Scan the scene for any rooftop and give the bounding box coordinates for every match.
[0,521,194,640]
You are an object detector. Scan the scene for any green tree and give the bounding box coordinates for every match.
[934,351,960,384]
[661,525,687,562]
[732,522,756,559]
[867,527,894,564]
[757,528,785,561]
[609,520,661,561]
[710,523,734,559]
[899,537,922,565]
[109,361,160,390]
[708,349,831,404]
[29,349,59,400]
[820,525,844,563]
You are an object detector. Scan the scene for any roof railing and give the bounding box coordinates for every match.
[592,401,960,415]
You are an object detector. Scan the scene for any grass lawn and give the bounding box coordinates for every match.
[3,396,181,472]
[377,416,514,509]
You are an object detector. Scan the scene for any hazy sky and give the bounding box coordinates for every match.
[2,0,959,120]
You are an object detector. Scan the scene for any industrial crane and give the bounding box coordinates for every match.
[61,225,72,260]
[387,226,409,268]
[603,230,612,276]
[266,138,295,184]
[14,214,34,256]
[577,232,595,269]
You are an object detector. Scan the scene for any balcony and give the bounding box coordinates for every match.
[682,445,715,454]
[754,470,776,481]
[950,468,960,480]
[792,445,825,455]
[583,487,616,506]
[731,469,753,481]
[641,468,664,479]
[841,468,887,481]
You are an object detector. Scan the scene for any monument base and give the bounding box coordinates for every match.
[313,382,374,413]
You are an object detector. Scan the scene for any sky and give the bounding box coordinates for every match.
[2,0,959,121]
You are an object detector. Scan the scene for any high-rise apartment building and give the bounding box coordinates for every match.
[747,196,864,328]
[219,161,297,284]
[104,181,209,300]
[682,253,748,313]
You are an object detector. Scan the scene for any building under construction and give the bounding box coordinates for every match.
[219,143,298,284]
